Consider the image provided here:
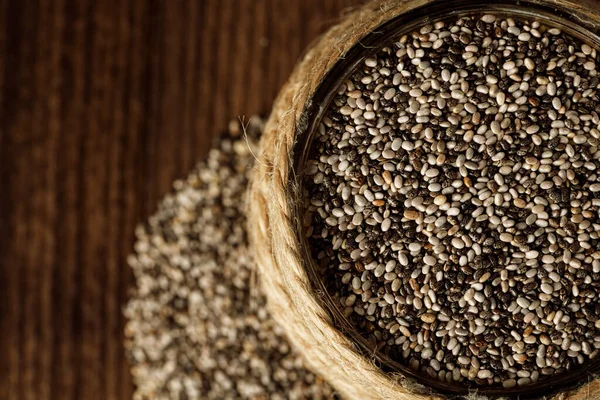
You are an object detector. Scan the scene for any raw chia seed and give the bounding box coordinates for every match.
[304,14,600,388]
[125,117,335,400]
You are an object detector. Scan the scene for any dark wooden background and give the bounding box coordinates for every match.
[0,1,363,399]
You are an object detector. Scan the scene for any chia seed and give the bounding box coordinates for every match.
[304,13,600,389]
[125,118,335,400]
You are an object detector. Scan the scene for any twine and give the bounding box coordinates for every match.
[248,0,600,399]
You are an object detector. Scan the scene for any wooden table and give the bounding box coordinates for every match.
[0,1,362,398]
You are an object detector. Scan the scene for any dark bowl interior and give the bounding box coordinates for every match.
[292,0,600,398]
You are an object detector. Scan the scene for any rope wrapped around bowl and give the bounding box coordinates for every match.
[248,0,600,398]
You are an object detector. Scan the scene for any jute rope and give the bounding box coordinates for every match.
[248,1,600,399]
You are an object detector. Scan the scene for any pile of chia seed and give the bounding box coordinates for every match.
[125,117,335,400]
[304,14,600,389]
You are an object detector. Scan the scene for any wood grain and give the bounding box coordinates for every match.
[0,0,363,399]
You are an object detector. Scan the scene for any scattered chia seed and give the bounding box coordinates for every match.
[125,117,335,400]
[304,13,600,389]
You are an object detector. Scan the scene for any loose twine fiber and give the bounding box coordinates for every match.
[248,0,600,399]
